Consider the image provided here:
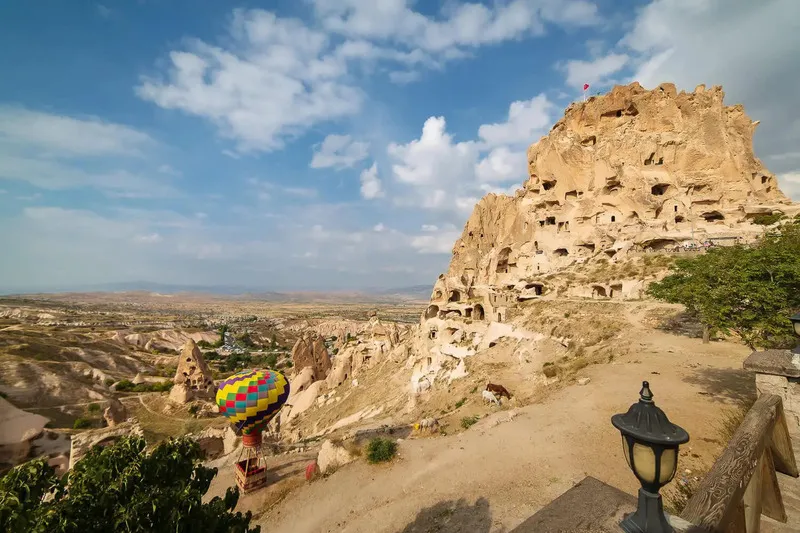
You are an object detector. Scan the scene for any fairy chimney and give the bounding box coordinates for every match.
[169,339,215,404]
[291,334,332,381]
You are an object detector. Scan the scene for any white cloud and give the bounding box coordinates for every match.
[410,230,462,254]
[778,171,800,201]
[359,162,384,199]
[477,94,554,147]
[312,0,600,53]
[157,164,182,176]
[388,71,421,84]
[386,94,556,215]
[248,178,318,199]
[373,223,386,232]
[475,147,527,182]
[0,107,155,158]
[134,233,163,243]
[310,134,369,169]
[137,10,363,153]
[137,4,602,153]
[559,52,629,88]
[421,224,438,232]
[560,0,800,177]
[0,155,177,197]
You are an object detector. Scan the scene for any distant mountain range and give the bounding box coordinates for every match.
[0,281,433,302]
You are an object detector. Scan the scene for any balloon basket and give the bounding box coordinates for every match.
[234,434,268,494]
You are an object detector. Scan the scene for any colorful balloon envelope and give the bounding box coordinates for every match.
[216,369,290,436]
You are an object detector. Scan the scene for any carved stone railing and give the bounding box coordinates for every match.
[679,393,798,532]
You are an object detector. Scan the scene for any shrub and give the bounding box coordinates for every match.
[115,379,135,392]
[542,364,558,378]
[87,403,100,414]
[454,398,467,409]
[188,404,199,416]
[752,213,784,226]
[460,415,479,429]
[103,378,114,387]
[0,437,258,532]
[366,437,397,464]
[72,418,92,430]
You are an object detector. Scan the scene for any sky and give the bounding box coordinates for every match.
[1,0,799,293]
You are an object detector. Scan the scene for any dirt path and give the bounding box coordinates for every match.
[203,324,754,533]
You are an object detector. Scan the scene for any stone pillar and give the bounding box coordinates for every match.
[743,349,800,444]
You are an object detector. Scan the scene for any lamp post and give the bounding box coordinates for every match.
[612,381,690,533]
[790,313,800,339]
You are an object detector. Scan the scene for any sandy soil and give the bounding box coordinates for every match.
[202,318,754,533]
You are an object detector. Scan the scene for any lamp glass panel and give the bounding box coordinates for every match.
[793,320,800,336]
[659,447,678,484]
[632,443,657,484]
[622,436,631,468]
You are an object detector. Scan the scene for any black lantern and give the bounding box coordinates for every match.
[611,381,690,533]
[790,313,800,338]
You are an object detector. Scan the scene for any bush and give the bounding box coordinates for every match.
[0,437,259,533]
[454,398,467,409]
[115,379,135,392]
[752,213,784,226]
[87,403,100,414]
[460,415,479,429]
[365,438,397,464]
[72,418,92,430]
[103,378,114,387]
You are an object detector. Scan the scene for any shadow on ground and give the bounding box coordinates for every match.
[396,497,497,533]
[683,367,756,404]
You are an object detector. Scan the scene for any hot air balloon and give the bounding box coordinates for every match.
[216,369,290,493]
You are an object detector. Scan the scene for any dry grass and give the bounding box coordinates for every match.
[665,398,755,515]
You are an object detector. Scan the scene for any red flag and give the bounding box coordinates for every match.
[583,83,590,91]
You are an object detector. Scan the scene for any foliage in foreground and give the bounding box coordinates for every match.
[0,436,259,533]
[648,217,800,349]
[365,437,397,464]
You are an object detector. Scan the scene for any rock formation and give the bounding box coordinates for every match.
[0,397,49,468]
[103,398,128,427]
[326,316,407,388]
[69,419,144,469]
[316,439,355,475]
[411,82,800,395]
[291,334,331,381]
[424,82,799,327]
[168,339,215,404]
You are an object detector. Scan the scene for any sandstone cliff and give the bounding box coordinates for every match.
[425,82,798,326]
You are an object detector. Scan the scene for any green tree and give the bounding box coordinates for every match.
[648,218,800,349]
[0,437,259,533]
[215,325,228,348]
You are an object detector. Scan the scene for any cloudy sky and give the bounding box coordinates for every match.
[1,0,798,292]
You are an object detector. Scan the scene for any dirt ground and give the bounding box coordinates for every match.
[204,313,754,533]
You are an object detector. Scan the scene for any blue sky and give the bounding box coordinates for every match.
[1,0,798,292]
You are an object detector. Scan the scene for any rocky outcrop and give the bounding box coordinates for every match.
[168,339,215,404]
[0,397,49,467]
[326,316,409,388]
[69,419,144,469]
[291,335,331,381]
[103,398,128,427]
[423,82,799,329]
[317,439,356,474]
